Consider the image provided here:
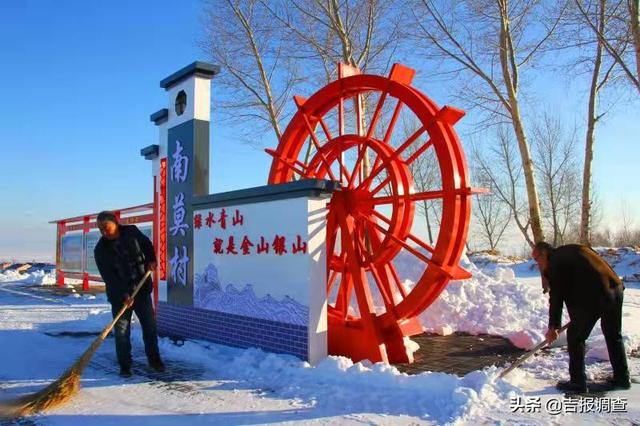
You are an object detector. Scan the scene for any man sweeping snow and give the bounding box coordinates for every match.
[94,211,165,378]
[532,242,630,393]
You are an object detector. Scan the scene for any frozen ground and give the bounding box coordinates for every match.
[0,248,638,424]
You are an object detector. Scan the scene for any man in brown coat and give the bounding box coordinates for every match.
[532,242,630,393]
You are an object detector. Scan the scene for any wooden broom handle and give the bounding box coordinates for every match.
[99,270,152,340]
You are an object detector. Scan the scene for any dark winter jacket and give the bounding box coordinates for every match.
[94,225,156,304]
[545,244,623,329]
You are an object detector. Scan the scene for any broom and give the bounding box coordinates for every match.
[0,270,152,418]
[498,322,570,379]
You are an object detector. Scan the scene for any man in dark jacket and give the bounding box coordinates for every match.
[533,242,630,393]
[94,211,164,378]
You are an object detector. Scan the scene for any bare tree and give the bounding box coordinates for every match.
[573,0,617,244]
[632,0,640,80]
[200,0,300,144]
[615,200,637,245]
[554,1,626,244]
[470,170,512,251]
[473,127,534,247]
[261,0,402,82]
[410,0,570,245]
[591,227,615,246]
[260,0,404,176]
[574,0,640,92]
[531,113,582,246]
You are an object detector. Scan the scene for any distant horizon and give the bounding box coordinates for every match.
[4,243,639,266]
[0,255,56,264]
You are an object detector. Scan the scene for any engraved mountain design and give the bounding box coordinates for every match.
[194,263,308,325]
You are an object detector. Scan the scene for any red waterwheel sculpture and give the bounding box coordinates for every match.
[267,63,480,363]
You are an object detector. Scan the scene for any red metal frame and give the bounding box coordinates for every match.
[50,203,154,289]
[268,63,480,363]
[55,221,66,286]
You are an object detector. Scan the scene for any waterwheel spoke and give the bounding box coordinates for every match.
[298,118,337,181]
[317,115,334,141]
[334,265,353,317]
[360,210,441,264]
[345,94,369,188]
[354,230,395,310]
[362,214,448,277]
[404,138,435,168]
[369,261,399,311]
[363,96,397,185]
[369,139,435,197]
[336,208,379,321]
[355,93,363,136]
[369,138,434,196]
[335,99,347,185]
[366,100,404,176]
[382,100,404,144]
[328,245,348,300]
[347,143,368,189]
[326,210,339,270]
[388,261,407,299]
[338,97,344,137]
[327,269,338,293]
[326,208,337,247]
[353,219,369,263]
[364,220,408,299]
[331,208,353,317]
[371,209,435,254]
[316,115,352,183]
[355,94,364,185]
[265,148,311,179]
[366,91,389,139]
[358,127,428,192]
[372,190,445,205]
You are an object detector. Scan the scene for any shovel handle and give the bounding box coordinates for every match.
[498,322,570,379]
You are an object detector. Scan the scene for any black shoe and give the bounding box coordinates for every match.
[605,377,631,390]
[149,360,166,373]
[556,380,587,393]
[119,366,132,378]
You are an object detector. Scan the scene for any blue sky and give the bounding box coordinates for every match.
[0,0,273,260]
[0,0,638,261]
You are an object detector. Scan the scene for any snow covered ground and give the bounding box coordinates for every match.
[0,248,638,424]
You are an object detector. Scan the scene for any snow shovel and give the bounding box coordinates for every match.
[498,322,570,379]
[0,270,152,418]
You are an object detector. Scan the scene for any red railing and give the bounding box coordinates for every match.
[50,203,155,291]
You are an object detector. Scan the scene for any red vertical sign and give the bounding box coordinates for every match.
[159,158,167,280]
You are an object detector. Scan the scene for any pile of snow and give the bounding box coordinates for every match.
[596,246,640,282]
[0,269,57,285]
[416,255,549,349]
